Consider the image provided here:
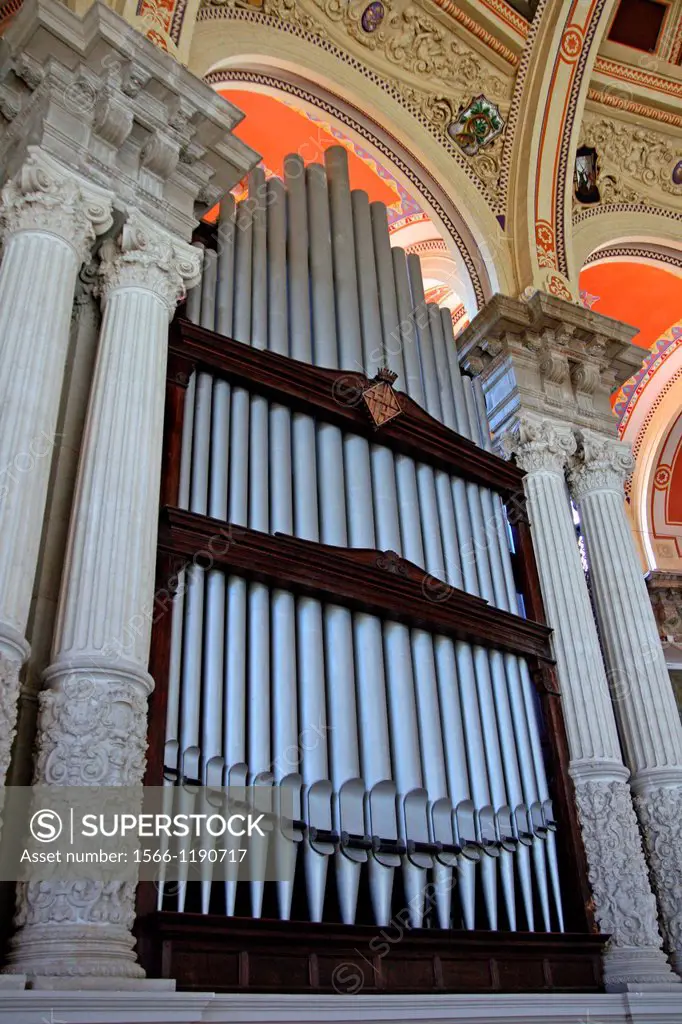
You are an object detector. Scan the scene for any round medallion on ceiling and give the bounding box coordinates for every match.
[361,1,385,32]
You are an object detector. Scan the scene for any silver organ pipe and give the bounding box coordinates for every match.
[163,145,565,934]
[267,175,299,921]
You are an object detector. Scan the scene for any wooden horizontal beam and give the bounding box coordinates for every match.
[158,507,553,662]
[169,318,525,497]
[136,912,606,995]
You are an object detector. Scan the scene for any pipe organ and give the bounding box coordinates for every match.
[139,146,601,993]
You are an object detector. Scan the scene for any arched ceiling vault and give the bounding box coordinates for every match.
[2,0,681,304]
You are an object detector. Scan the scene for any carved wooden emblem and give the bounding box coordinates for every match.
[362,367,402,428]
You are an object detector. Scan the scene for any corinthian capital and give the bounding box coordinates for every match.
[501,416,576,475]
[98,210,202,319]
[0,147,113,264]
[568,429,635,501]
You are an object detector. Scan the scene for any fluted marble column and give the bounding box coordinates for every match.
[505,418,678,990]
[3,211,201,984]
[0,147,113,789]
[569,430,682,974]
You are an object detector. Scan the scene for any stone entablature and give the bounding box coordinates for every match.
[457,291,645,444]
[0,0,259,239]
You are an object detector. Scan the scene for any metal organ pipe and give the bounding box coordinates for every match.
[291,152,361,926]
[409,293,512,929]
[299,164,334,922]
[162,146,566,939]
[353,186,423,927]
[470,377,563,931]
[373,266,453,926]
[387,245,484,927]
[243,167,272,920]
[263,174,299,923]
[159,243,204,911]
[323,149,379,925]
[443,313,562,931]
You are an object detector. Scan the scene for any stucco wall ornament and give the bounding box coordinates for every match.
[579,114,682,207]
[200,0,509,208]
[396,83,504,200]
[447,94,504,155]
[258,0,509,102]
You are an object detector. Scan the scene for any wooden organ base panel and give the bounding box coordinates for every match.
[136,914,606,995]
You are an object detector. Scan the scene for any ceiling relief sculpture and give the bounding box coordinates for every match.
[197,0,514,208]
[576,112,682,211]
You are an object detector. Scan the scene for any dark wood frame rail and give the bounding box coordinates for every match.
[135,316,604,995]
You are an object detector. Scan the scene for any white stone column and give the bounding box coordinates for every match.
[569,430,682,974]
[505,417,678,990]
[3,211,200,984]
[0,147,113,787]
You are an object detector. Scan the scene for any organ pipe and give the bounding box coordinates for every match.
[163,144,564,935]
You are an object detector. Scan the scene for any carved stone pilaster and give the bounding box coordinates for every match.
[0,645,25,786]
[647,576,682,645]
[34,672,149,788]
[0,148,113,794]
[570,430,682,977]
[574,779,668,966]
[501,418,677,988]
[2,673,148,979]
[4,209,199,985]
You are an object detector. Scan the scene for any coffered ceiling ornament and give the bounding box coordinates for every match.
[578,114,682,210]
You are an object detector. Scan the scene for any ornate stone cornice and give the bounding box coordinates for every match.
[501,416,576,475]
[568,430,635,501]
[0,0,260,240]
[457,292,645,441]
[0,147,113,263]
[98,211,202,318]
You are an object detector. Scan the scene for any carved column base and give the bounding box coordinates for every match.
[0,625,29,786]
[633,779,682,976]
[2,920,145,982]
[3,662,152,981]
[572,774,680,989]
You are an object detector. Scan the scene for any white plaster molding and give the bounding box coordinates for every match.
[457,292,646,443]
